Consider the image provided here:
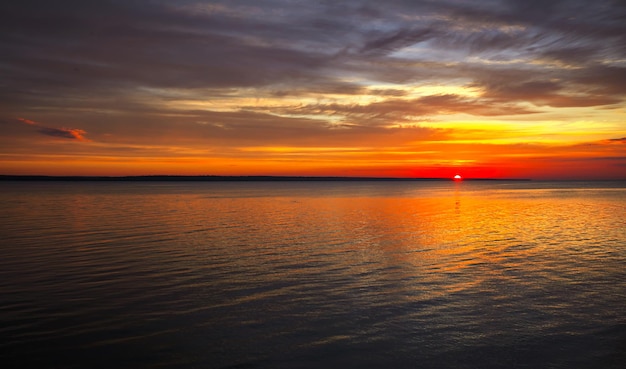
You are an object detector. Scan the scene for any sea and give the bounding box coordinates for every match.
[1,180,625,368]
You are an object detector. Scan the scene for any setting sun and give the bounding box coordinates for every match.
[1,2,626,369]
[0,0,624,180]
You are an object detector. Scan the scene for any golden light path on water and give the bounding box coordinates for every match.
[1,180,625,368]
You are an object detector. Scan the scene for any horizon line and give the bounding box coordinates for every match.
[0,174,535,181]
[1,174,624,181]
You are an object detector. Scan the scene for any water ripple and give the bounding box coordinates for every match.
[1,181,625,368]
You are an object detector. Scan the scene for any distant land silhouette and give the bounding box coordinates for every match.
[0,175,531,182]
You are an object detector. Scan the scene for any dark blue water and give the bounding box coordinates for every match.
[1,181,625,368]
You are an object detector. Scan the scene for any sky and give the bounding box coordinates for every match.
[1,0,625,179]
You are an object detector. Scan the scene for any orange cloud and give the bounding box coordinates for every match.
[604,137,626,144]
[37,127,90,141]
[17,118,90,142]
[18,117,37,125]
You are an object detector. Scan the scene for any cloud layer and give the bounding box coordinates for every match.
[1,0,625,178]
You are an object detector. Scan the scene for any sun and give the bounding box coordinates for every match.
[453,174,462,181]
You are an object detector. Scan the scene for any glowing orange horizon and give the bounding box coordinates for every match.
[1,116,625,181]
[1,2,625,181]
[1,152,624,180]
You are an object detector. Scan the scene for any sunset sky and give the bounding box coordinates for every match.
[1,0,625,179]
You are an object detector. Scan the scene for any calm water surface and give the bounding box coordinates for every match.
[1,180,625,368]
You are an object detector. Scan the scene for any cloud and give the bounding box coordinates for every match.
[605,137,626,143]
[539,46,600,66]
[17,117,90,141]
[1,0,624,108]
[360,28,434,56]
[276,93,537,128]
[37,127,89,141]
[471,70,623,108]
[0,0,625,178]
[17,118,37,125]
[572,65,626,95]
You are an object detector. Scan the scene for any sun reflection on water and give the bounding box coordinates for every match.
[1,181,625,368]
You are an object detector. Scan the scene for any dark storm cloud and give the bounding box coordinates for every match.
[1,0,625,123]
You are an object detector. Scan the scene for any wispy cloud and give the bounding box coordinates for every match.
[37,127,89,141]
[0,0,624,177]
[605,137,626,143]
[17,118,37,125]
[18,118,90,142]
